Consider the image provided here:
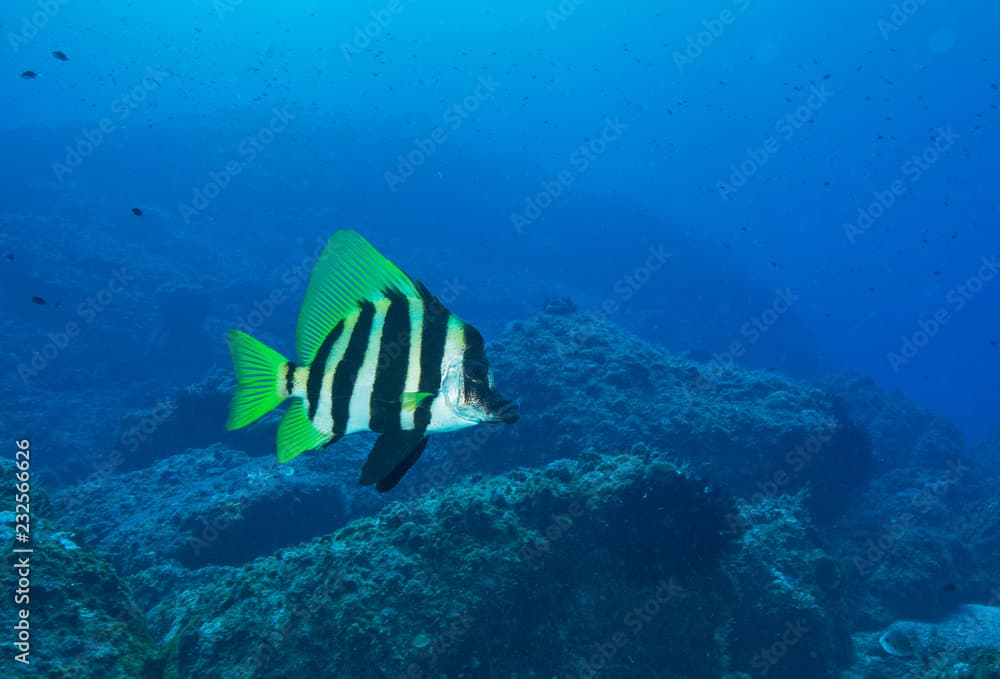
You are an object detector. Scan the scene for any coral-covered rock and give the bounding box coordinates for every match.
[111,370,278,472]
[0,462,155,678]
[850,604,1000,678]
[54,441,388,575]
[474,310,872,504]
[728,491,852,678]
[156,449,749,679]
[826,374,964,470]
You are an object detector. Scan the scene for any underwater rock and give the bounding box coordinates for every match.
[541,295,578,314]
[832,460,980,629]
[472,310,864,502]
[851,604,1000,678]
[111,369,278,472]
[156,448,754,678]
[727,491,852,678]
[0,462,155,677]
[826,373,964,470]
[55,441,387,577]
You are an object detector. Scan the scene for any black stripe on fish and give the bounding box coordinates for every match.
[307,321,343,419]
[414,282,448,432]
[463,323,487,364]
[369,290,410,433]
[331,301,376,437]
[284,361,296,398]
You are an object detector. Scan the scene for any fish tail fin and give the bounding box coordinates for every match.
[226,329,293,430]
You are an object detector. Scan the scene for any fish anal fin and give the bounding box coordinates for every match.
[277,400,332,463]
[359,431,428,490]
[376,436,429,493]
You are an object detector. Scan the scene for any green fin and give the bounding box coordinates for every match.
[276,400,331,463]
[226,329,290,430]
[296,230,418,364]
[401,391,433,411]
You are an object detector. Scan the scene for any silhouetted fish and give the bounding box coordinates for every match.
[131,207,143,216]
[21,71,38,79]
[51,51,68,61]
[31,296,47,305]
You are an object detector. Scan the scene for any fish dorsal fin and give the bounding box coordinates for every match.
[296,230,417,364]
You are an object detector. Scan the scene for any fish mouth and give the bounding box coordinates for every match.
[485,400,520,424]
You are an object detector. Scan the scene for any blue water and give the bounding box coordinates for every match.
[1,1,998,675]
[4,0,996,443]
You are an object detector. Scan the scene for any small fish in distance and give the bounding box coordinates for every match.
[31,296,47,305]
[5,253,13,261]
[131,207,143,216]
[226,230,520,492]
[21,71,38,79]
[51,51,69,61]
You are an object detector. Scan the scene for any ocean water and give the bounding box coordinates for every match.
[1,1,999,678]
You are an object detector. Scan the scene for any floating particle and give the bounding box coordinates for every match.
[131,207,143,216]
[31,296,47,305]
[21,71,38,79]
[52,50,69,61]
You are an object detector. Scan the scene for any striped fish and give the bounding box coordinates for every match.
[225,230,519,492]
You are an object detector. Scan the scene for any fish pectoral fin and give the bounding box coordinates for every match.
[359,431,429,492]
[401,391,434,411]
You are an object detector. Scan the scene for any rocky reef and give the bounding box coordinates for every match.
[33,305,1000,678]
[153,447,851,679]
[1,463,156,678]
